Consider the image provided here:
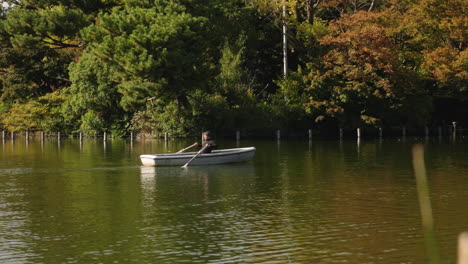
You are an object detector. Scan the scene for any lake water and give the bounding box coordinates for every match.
[0,137,467,264]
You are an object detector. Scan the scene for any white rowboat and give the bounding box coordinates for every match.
[140,147,256,167]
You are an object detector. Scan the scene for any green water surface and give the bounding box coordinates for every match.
[0,137,467,263]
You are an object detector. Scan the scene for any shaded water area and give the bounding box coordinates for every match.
[0,137,467,263]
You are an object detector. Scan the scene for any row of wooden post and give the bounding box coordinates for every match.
[1,131,139,142]
[1,131,133,142]
[1,125,461,142]
[267,125,459,141]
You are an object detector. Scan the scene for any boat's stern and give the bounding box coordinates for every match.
[140,155,157,167]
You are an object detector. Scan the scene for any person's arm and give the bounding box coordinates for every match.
[205,140,216,147]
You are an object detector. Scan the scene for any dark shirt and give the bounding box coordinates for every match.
[199,140,216,153]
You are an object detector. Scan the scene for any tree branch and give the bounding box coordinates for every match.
[42,40,82,49]
[43,34,82,48]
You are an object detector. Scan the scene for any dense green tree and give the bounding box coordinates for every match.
[0,2,90,104]
[0,0,118,131]
[0,0,117,132]
[130,35,259,136]
[81,0,210,111]
[63,51,125,134]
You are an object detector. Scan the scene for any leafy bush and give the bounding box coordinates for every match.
[80,110,105,135]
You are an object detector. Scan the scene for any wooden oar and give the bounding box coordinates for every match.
[176,143,198,153]
[181,144,208,168]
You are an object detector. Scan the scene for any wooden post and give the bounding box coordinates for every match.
[57,132,61,140]
[357,128,361,139]
[41,131,45,142]
[308,129,312,141]
[339,128,343,140]
[103,131,107,141]
[459,232,468,264]
[26,131,29,143]
[164,132,168,141]
[453,122,457,138]
[11,131,14,141]
[276,130,281,141]
[379,127,383,139]
[2,130,5,140]
[79,132,83,142]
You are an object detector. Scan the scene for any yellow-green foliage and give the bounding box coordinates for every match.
[0,100,46,132]
[0,91,65,132]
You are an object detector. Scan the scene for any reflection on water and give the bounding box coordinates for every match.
[0,137,467,263]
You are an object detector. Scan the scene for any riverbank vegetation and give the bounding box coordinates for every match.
[0,0,466,137]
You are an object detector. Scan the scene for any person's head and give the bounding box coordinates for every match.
[202,131,213,140]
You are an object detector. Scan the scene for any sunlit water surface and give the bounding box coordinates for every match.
[0,137,467,263]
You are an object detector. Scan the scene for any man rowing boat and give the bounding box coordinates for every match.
[195,131,217,153]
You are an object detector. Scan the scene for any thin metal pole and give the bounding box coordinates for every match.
[282,5,288,78]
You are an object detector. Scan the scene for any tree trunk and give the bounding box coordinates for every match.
[306,0,313,24]
[368,0,375,12]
